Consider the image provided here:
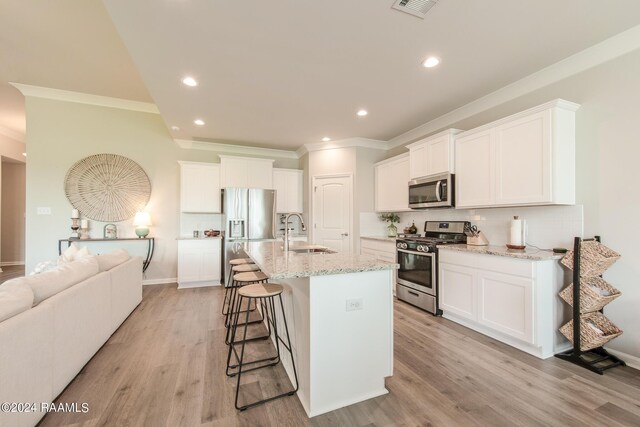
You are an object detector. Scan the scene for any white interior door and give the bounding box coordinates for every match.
[312,175,352,253]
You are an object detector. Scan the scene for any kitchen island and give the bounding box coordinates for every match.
[243,241,398,417]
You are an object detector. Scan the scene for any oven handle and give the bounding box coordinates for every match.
[435,180,443,202]
[397,248,435,257]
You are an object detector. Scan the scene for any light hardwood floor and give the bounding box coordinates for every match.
[40,284,640,426]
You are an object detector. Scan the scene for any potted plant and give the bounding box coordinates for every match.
[379,213,400,237]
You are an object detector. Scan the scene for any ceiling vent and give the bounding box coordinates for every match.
[391,0,438,19]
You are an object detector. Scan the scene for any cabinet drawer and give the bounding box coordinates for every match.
[360,238,396,254]
[438,249,534,278]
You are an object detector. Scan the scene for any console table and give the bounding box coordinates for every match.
[58,237,155,272]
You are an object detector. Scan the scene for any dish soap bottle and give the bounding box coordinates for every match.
[408,221,418,234]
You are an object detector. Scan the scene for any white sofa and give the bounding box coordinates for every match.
[0,255,142,427]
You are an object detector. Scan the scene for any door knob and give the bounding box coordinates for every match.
[341,232,349,237]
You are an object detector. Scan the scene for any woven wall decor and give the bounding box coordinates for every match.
[64,154,151,222]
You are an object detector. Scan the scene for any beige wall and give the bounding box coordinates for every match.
[0,134,26,163]
[385,48,640,360]
[24,97,299,282]
[1,161,26,264]
[306,146,385,253]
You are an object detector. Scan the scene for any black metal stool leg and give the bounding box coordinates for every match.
[232,292,299,411]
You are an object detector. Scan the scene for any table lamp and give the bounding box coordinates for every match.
[133,211,152,238]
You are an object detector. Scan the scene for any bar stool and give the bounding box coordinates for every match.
[224,271,269,346]
[227,283,299,411]
[222,263,261,320]
[222,258,257,315]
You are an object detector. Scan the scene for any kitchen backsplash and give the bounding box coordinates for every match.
[361,205,584,249]
[180,213,223,238]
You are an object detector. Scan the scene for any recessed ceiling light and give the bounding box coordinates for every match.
[171,125,181,132]
[422,57,440,68]
[182,76,198,87]
[22,152,26,157]
[194,119,205,126]
[322,137,331,142]
[357,110,368,117]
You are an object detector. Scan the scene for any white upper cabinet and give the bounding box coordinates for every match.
[179,161,221,213]
[273,168,303,213]
[219,155,274,189]
[455,99,579,209]
[455,129,495,208]
[375,153,410,212]
[407,129,461,179]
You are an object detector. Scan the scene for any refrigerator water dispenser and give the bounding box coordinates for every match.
[229,220,245,239]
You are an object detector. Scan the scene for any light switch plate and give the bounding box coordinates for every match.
[37,207,52,215]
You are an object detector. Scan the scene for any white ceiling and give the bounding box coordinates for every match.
[0,1,151,139]
[2,1,640,150]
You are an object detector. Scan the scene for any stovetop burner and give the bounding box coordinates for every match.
[396,221,471,247]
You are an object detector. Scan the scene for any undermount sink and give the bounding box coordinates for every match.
[288,247,337,254]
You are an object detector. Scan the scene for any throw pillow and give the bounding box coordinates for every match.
[58,243,92,265]
[59,243,79,263]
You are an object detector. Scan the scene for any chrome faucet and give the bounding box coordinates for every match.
[283,213,307,252]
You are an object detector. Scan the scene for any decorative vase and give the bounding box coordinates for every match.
[387,224,397,237]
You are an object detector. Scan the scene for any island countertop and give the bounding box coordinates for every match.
[244,241,399,279]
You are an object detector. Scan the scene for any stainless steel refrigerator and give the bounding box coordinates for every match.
[222,188,276,282]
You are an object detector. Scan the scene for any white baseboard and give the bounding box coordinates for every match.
[605,347,640,371]
[177,281,221,289]
[0,261,25,266]
[142,277,177,286]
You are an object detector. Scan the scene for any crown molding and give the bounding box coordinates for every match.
[296,137,389,157]
[0,125,25,143]
[175,139,298,159]
[388,24,640,148]
[10,83,159,114]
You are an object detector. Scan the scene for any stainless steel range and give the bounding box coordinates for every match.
[396,221,469,315]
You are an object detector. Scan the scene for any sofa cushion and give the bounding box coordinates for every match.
[25,257,100,306]
[0,280,35,322]
[96,248,131,272]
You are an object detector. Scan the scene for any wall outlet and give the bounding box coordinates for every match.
[346,298,363,312]
[37,207,52,215]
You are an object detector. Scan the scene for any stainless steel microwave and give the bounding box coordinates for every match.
[408,173,454,209]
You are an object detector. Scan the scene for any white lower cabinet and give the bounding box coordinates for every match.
[477,271,533,344]
[178,239,221,288]
[360,238,397,294]
[439,249,567,359]
[439,263,477,321]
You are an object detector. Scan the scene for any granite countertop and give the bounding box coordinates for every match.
[244,241,399,279]
[437,244,563,261]
[361,236,397,242]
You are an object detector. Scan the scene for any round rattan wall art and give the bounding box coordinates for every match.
[64,154,151,222]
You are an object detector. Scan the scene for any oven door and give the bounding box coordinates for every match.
[408,174,453,208]
[396,248,436,296]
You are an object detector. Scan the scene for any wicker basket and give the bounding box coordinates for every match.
[560,312,623,351]
[560,240,620,277]
[559,277,621,314]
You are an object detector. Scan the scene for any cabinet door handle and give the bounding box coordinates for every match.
[341,232,349,237]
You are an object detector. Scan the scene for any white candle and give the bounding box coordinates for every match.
[71,209,79,219]
[80,219,89,228]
